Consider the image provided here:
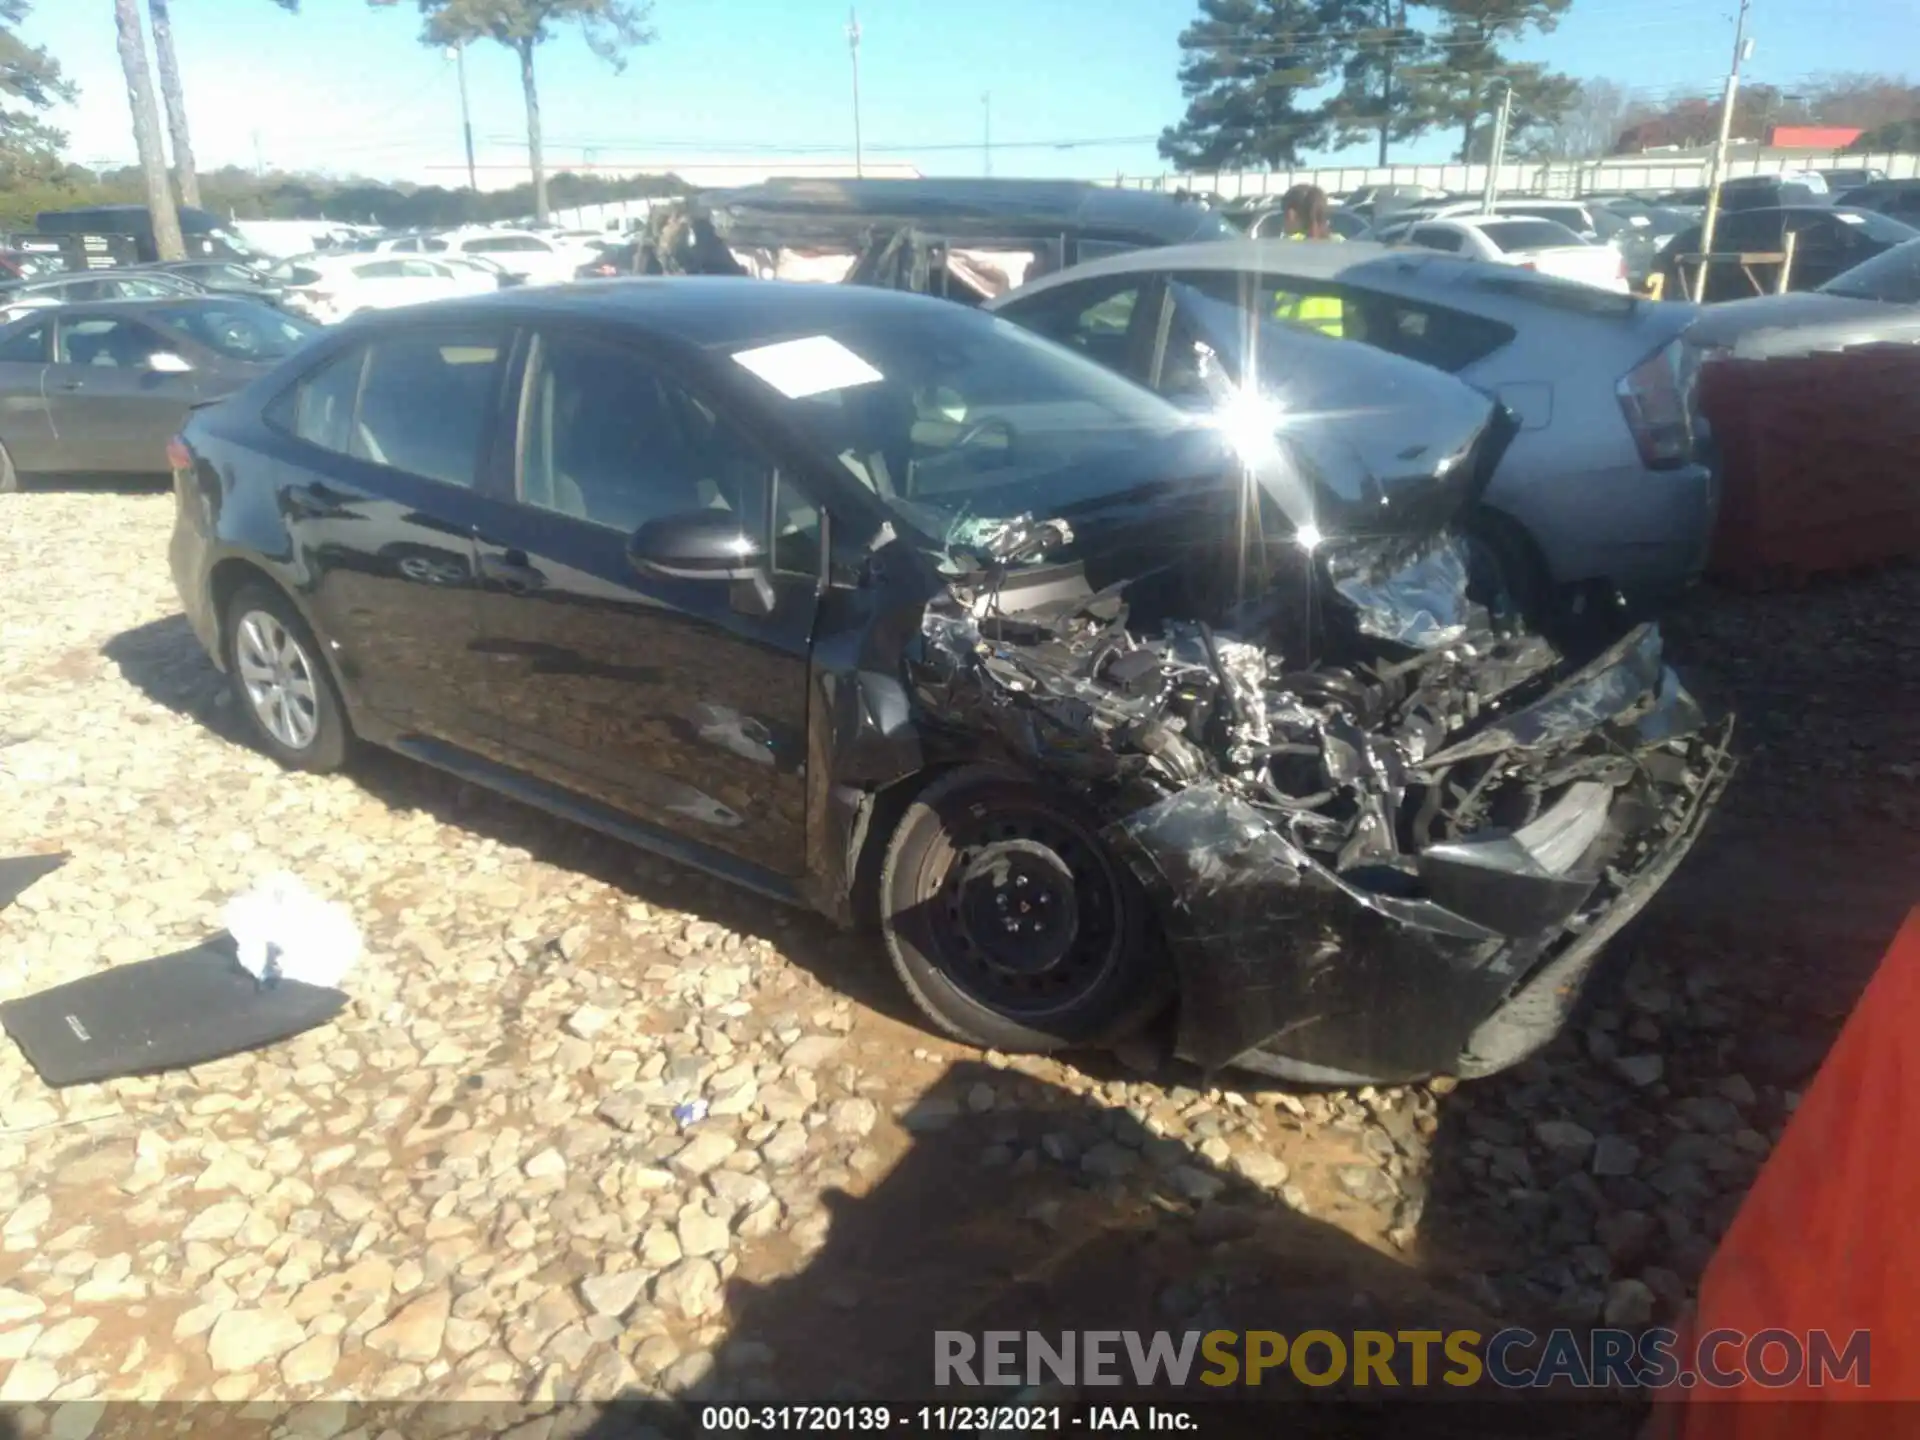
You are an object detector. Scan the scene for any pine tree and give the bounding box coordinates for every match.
[1158,0,1335,171]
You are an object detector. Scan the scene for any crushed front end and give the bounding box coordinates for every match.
[908,521,1731,1084]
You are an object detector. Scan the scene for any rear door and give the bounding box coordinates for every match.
[0,317,56,471]
[462,323,822,873]
[44,313,200,473]
[261,325,510,736]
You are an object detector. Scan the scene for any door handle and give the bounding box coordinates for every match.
[480,550,545,593]
[54,380,83,392]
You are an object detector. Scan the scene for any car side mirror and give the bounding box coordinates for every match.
[628,509,774,617]
[147,351,193,374]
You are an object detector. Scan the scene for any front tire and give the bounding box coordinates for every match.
[223,584,349,773]
[879,767,1165,1052]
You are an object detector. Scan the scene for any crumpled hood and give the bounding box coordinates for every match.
[1175,283,1514,538]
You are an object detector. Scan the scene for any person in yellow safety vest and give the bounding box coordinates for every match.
[1271,183,1346,339]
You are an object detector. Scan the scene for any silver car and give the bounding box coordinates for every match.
[985,239,1716,616]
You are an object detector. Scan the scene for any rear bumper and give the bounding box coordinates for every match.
[167,473,222,669]
[1114,625,1733,1083]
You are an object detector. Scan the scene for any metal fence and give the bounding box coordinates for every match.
[1108,152,1920,200]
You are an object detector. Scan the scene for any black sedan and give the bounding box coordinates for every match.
[167,280,1728,1083]
[131,259,292,308]
[1659,205,1918,302]
[0,298,317,490]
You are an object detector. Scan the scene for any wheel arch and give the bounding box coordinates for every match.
[208,558,359,725]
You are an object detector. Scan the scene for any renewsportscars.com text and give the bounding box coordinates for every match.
[934,1327,1871,1391]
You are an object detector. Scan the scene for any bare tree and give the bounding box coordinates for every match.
[1527,77,1643,159]
[114,0,183,259]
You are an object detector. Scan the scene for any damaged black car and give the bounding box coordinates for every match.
[169,279,1729,1084]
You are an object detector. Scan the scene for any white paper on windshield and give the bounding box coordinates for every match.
[1834,212,1865,224]
[732,335,884,399]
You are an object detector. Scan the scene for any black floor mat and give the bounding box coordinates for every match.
[0,933,348,1088]
[0,852,67,912]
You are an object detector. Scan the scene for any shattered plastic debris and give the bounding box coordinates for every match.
[674,1099,710,1128]
[944,512,1075,567]
[1327,533,1476,650]
[223,871,362,989]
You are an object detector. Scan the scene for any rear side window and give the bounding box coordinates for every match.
[1408,225,1465,252]
[464,236,549,254]
[1476,219,1584,252]
[351,332,504,487]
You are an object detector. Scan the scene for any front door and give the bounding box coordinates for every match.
[45,313,201,473]
[265,325,510,738]
[466,326,821,875]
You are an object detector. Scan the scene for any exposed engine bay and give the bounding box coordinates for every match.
[908,516,1733,1082]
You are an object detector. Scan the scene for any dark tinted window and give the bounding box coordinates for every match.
[1476,219,1585,252]
[282,346,367,454]
[995,276,1143,371]
[0,319,50,363]
[351,332,503,487]
[1717,211,1784,250]
[1408,225,1466,252]
[518,331,774,535]
[150,302,317,362]
[353,260,407,280]
[464,235,549,254]
[55,318,168,368]
[1820,237,1920,303]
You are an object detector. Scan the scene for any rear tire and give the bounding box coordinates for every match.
[223,583,350,773]
[1464,509,1553,628]
[879,767,1166,1052]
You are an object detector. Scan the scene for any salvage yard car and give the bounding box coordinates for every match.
[0,298,317,491]
[167,279,1729,1084]
[986,239,1717,625]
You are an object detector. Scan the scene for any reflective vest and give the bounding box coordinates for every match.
[1274,231,1346,338]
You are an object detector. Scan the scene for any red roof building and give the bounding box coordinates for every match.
[1767,125,1865,149]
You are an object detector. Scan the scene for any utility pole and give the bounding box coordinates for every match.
[1698,0,1754,289]
[847,8,864,178]
[982,92,991,177]
[1480,80,1514,214]
[449,41,478,191]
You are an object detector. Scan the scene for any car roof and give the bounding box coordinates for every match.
[349,275,1013,351]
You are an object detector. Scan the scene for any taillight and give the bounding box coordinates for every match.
[166,436,193,472]
[1617,343,1693,469]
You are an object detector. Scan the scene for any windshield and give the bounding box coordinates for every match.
[149,302,318,361]
[1476,218,1585,251]
[724,305,1203,546]
[1819,236,1920,304]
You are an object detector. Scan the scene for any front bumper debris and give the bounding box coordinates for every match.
[909,523,1734,1083]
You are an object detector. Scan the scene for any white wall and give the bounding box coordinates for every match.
[1109,151,1920,199]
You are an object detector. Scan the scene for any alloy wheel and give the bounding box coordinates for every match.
[234,609,321,752]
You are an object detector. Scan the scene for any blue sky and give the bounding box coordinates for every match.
[23,0,1920,187]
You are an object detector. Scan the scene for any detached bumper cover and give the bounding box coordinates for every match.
[1109,627,1733,1083]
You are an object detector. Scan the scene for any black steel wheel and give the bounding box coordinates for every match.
[880,767,1166,1051]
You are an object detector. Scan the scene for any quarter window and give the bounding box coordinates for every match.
[282,347,367,454]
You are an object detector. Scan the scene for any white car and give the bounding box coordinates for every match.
[443,230,585,286]
[1382,215,1630,293]
[268,253,497,323]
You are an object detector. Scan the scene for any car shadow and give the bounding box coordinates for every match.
[99,613,920,1028]
[7,471,171,495]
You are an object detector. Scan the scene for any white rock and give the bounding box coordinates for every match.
[578,1270,648,1319]
[653,1258,723,1321]
[206,1308,307,1372]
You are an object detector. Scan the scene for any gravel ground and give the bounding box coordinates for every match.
[0,488,1915,1432]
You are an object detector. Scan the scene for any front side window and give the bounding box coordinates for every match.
[55,318,169,368]
[518,330,773,536]
[351,331,504,487]
[1408,226,1465,253]
[353,261,407,280]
